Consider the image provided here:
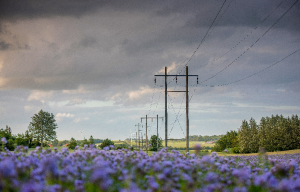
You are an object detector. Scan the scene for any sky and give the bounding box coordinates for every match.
[0,0,299,141]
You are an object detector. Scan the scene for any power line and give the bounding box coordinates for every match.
[211,0,285,64]
[175,0,287,104]
[200,0,299,84]
[218,47,300,86]
[164,0,227,86]
[179,0,228,71]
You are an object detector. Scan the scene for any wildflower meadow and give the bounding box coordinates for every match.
[0,143,300,192]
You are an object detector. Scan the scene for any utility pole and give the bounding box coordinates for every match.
[155,66,198,152]
[142,134,143,149]
[141,115,164,153]
[165,67,168,148]
[157,115,159,151]
[136,132,137,149]
[130,130,135,147]
[135,123,142,150]
[186,66,189,153]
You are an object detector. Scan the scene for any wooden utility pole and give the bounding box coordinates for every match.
[141,134,143,149]
[146,115,147,153]
[165,67,168,148]
[157,114,159,150]
[155,66,197,152]
[186,66,189,153]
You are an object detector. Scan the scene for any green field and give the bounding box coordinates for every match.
[167,141,215,148]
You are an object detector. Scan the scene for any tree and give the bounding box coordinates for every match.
[149,135,163,151]
[211,131,239,152]
[249,118,259,153]
[28,109,58,149]
[89,135,95,145]
[99,138,114,149]
[0,127,15,151]
[52,139,59,147]
[238,120,251,153]
[68,137,78,149]
[81,138,90,147]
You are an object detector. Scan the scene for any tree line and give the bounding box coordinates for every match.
[1,109,104,151]
[212,114,300,153]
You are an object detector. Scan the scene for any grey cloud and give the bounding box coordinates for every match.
[0,0,161,22]
[0,0,107,21]
[79,36,97,48]
[65,99,86,106]
[0,40,11,50]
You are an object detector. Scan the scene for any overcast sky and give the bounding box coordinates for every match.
[0,0,299,141]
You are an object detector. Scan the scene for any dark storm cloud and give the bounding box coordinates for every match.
[2,0,298,29]
[0,0,106,21]
[0,0,162,21]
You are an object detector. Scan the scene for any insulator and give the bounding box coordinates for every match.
[197,77,198,84]
[154,77,156,84]
[176,76,177,83]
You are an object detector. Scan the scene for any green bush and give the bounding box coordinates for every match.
[99,138,114,149]
[68,137,77,150]
[232,147,240,153]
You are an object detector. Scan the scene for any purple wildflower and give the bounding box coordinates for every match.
[1,137,7,144]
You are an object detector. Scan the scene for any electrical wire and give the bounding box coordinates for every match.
[165,0,228,85]
[200,0,299,84]
[218,47,300,86]
[210,0,285,64]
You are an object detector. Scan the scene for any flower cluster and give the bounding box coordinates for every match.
[0,146,299,192]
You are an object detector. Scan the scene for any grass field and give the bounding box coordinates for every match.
[167,141,215,148]
[28,141,300,157]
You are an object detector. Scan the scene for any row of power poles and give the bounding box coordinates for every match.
[133,66,197,153]
[154,66,198,153]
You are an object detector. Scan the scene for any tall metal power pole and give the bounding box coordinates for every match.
[155,66,198,152]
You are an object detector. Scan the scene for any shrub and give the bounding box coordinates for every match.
[68,137,77,150]
[99,138,114,149]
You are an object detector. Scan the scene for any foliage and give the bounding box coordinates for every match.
[88,135,94,144]
[211,131,239,152]
[28,109,58,149]
[93,139,103,143]
[67,137,77,150]
[99,138,114,149]
[80,138,90,147]
[0,146,300,191]
[52,139,59,147]
[238,115,300,153]
[58,140,68,146]
[149,135,163,151]
[0,126,15,151]
[188,134,223,142]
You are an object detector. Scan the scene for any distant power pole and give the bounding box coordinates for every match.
[136,132,137,149]
[135,123,142,150]
[155,66,198,152]
[141,134,143,149]
[141,115,164,153]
